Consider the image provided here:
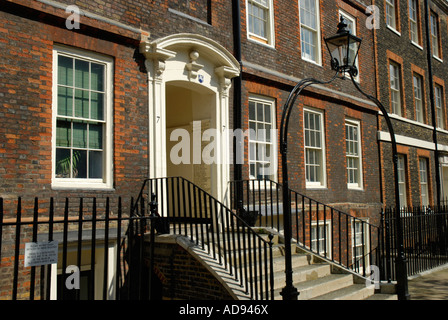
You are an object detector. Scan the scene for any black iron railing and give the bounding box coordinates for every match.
[134,177,275,300]
[228,179,381,278]
[0,196,151,300]
[381,205,448,281]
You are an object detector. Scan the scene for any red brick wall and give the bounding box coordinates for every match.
[0,2,149,205]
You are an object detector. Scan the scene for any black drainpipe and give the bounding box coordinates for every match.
[232,0,243,206]
[424,0,441,207]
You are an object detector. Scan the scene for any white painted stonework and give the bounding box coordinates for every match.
[139,33,240,202]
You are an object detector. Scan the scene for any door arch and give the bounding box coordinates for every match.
[140,33,240,201]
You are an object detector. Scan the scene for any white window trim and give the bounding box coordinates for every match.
[413,74,424,124]
[248,95,278,188]
[389,62,402,116]
[352,218,370,273]
[310,220,332,258]
[435,84,444,129]
[246,0,275,47]
[397,155,408,208]
[298,0,322,65]
[419,158,429,207]
[52,45,114,190]
[345,119,363,190]
[304,107,326,189]
[386,0,399,33]
[409,0,420,45]
[430,13,441,60]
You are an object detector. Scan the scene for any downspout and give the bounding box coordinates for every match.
[424,0,441,207]
[232,0,243,206]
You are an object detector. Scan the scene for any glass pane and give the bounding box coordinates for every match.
[73,150,87,178]
[57,87,73,117]
[250,163,255,177]
[58,56,73,86]
[72,121,87,148]
[250,143,256,161]
[249,122,256,140]
[264,104,271,123]
[90,63,104,92]
[89,151,103,179]
[89,123,103,149]
[266,124,271,142]
[249,101,256,120]
[90,92,104,120]
[55,148,71,178]
[56,120,71,147]
[75,59,89,89]
[257,103,263,121]
[74,89,89,118]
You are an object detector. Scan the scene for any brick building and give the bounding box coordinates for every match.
[374,0,448,208]
[0,0,385,299]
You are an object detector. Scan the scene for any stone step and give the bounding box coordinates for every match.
[271,263,332,290]
[310,283,375,300]
[273,274,354,300]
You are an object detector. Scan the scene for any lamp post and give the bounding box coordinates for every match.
[279,16,409,300]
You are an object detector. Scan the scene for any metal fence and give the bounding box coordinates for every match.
[380,206,448,281]
[228,179,381,278]
[0,196,150,300]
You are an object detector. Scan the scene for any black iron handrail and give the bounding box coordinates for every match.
[134,177,275,300]
[228,179,380,278]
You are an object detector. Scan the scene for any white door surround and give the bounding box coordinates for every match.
[139,33,240,201]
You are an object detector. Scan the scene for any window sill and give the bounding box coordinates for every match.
[301,57,323,68]
[387,25,401,37]
[433,55,443,63]
[247,37,276,50]
[52,180,114,191]
[411,41,423,50]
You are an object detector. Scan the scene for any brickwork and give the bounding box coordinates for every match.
[148,239,233,300]
[374,0,448,207]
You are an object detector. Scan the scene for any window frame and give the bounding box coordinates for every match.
[304,107,326,188]
[430,11,441,60]
[52,45,114,190]
[413,73,425,124]
[435,84,445,129]
[397,154,408,208]
[310,220,332,258]
[345,119,363,190]
[299,0,322,65]
[248,95,278,185]
[386,0,400,33]
[351,218,370,273]
[246,0,275,47]
[409,0,421,46]
[389,62,402,116]
[419,158,429,207]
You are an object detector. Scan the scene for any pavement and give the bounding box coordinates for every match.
[407,264,448,300]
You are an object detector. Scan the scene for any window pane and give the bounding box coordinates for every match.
[73,150,87,178]
[249,101,256,120]
[74,89,90,118]
[90,63,104,92]
[89,151,103,179]
[56,120,71,147]
[56,148,71,178]
[57,87,73,117]
[58,56,73,86]
[90,92,104,121]
[75,59,90,89]
[257,103,263,121]
[72,121,87,148]
[89,123,103,149]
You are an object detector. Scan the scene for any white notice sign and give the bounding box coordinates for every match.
[24,241,59,267]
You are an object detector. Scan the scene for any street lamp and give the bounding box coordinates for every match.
[279,16,409,300]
